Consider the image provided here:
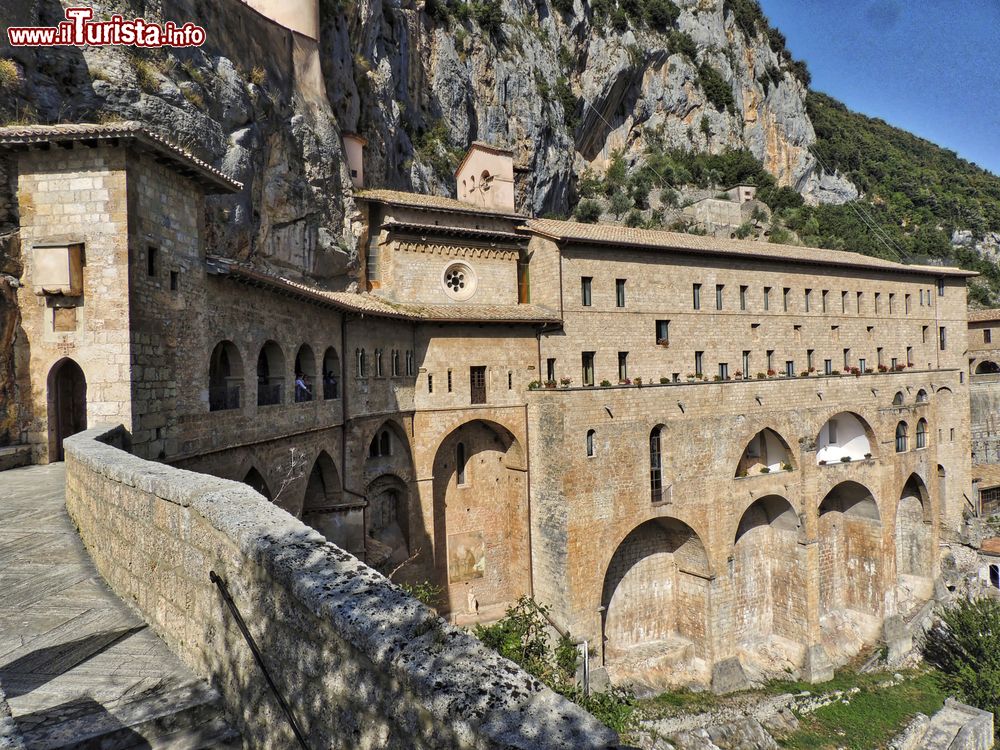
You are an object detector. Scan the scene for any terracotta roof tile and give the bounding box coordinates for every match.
[525,218,977,278]
[356,189,525,219]
[969,309,1000,323]
[206,256,559,323]
[0,121,242,193]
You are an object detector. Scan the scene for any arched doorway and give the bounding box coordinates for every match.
[365,474,410,571]
[48,359,87,461]
[242,467,272,500]
[300,451,352,549]
[818,481,883,661]
[431,420,529,621]
[600,517,711,689]
[731,495,806,674]
[976,361,1000,374]
[208,341,243,411]
[894,474,934,610]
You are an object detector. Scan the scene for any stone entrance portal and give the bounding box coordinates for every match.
[48,358,87,462]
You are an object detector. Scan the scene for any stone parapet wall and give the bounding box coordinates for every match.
[63,426,617,750]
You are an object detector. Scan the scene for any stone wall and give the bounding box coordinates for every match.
[63,426,618,750]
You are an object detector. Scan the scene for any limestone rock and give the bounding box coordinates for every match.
[671,718,778,750]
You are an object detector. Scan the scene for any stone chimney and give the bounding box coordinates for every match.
[343,133,366,189]
[455,142,515,213]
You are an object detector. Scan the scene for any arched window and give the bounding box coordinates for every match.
[586,429,595,457]
[916,418,927,449]
[895,422,908,453]
[456,442,466,485]
[892,391,904,406]
[209,341,242,411]
[650,426,663,503]
[294,345,316,403]
[256,341,285,406]
[392,350,400,377]
[322,347,340,400]
[916,389,928,403]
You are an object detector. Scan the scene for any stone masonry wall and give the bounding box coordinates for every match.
[64,426,618,750]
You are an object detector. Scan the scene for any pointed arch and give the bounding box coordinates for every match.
[242,466,272,500]
[735,428,793,477]
[816,412,875,464]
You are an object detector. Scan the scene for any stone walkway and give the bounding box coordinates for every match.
[0,464,239,749]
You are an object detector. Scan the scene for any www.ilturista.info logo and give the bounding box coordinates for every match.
[7,7,206,48]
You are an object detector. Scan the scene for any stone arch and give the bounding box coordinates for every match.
[47,358,87,462]
[976,360,1000,374]
[735,428,794,477]
[368,420,408,460]
[365,473,410,571]
[242,466,272,500]
[816,412,875,464]
[294,344,316,402]
[256,340,286,406]
[430,419,530,620]
[731,495,807,670]
[916,389,928,403]
[321,347,340,399]
[300,450,342,516]
[208,340,243,412]
[892,391,905,406]
[895,474,934,608]
[818,481,883,658]
[895,421,909,453]
[600,517,711,687]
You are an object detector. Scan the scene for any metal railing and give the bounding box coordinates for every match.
[209,571,309,749]
[209,385,241,412]
[257,382,282,407]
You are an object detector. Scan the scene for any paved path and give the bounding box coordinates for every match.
[0,464,239,749]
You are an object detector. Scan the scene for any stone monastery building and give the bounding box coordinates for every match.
[1,122,976,693]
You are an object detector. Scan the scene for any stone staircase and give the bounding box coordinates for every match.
[10,681,240,750]
[890,698,994,750]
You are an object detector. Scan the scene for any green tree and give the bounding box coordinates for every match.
[609,191,633,219]
[473,0,505,41]
[697,64,735,114]
[643,0,679,30]
[575,199,602,223]
[924,598,1000,723]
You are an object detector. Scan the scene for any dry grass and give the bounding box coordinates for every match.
[249,66,267,87]
[133,59,159,93]
[0,59,20,91]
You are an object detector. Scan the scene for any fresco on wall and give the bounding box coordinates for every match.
[448,531,485,582]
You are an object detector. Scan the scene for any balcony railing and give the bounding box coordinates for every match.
[209,385,241,412]
[323,379,339,400]
[258,382,283,407]
[294,386,314,403]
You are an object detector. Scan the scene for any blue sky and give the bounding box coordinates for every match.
[757,0,1000,176]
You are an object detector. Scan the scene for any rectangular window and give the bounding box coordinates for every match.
[742,350,750,377]
[938,278,945,297]
[987,329,994,344]
[939,326,947,351]
[906,346,913,365]
[877,347,883,367]
[470,366,486,404]
[875,292,881,315]
[856,291,863,314]
[922,325,929,343]
[366,239,380,283]
[928,288,933,306]
[828,420,838,443]
[766,350,774,371]
[428,373,433,393]
[693,283,702,310]
[740,285,748,311]
[822,289,829,313]
[783,287,790,311]
[618,352,628,382]
[547,358,556,382]
[616,278,626,308]
[581,277,592,307]
[841,290,848,313]
[582,352,595,387]
[764,286,771,311]
[447,370,453,392]
[843,348,851,369]
[695,351,704,377]
[517,258,530,303]
[785,360,794,377]
[859,357,867,372]
[807,349,814,370]
[824,359,833,375]
[169,270,178,291]
[891,357,898,369]
[716,284,724,310]
[719,362,729,380]
[889,292,895,314]
[920,289,924,306]
[508,371,513,390]
[905,293,911,313]
[655,319,670,345]
[147,246,158,277]
[805,289,811,312]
